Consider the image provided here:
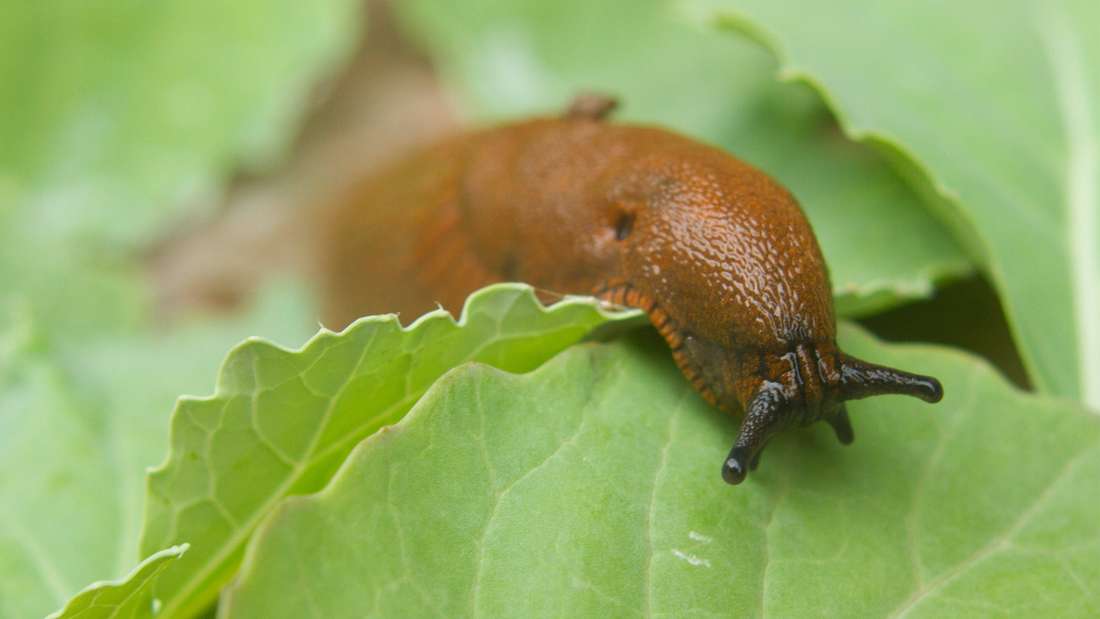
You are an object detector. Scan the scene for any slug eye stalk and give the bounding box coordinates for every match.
[838,355,944,403]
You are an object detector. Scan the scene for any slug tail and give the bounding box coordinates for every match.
[838,354,943,403]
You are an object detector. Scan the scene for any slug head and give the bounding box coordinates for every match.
[717,344,943,485]
[596,130,943,485]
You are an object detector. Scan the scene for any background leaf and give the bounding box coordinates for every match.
[46,545,187,619]
[0,0,362,345]
[393,0,971,316]
[139,285,640,618]
[0,287,314,619]
[222,327,1100,618]
[0,0,360,246]
[702,0,1100,405]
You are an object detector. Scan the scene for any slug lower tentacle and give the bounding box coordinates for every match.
[827,406,855,445]
[318,93,945,486]
[723,384,788,485]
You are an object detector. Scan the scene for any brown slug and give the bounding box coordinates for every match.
[319,94,943,485]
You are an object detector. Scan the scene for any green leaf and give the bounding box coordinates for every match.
[701,0,1100,404]
[394,0,971,316]
[46,545,188,619]
[221,327,1100,617]
[139,285,639,618]
[0,0,360,246]
[0,286,315,619]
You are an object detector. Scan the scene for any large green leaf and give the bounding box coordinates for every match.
[139,285,639,618]
[222,326,1099,617]
[0,287,315,619]
[47,546,187,619]
[701,0,1100,405]
[394,0,970,316]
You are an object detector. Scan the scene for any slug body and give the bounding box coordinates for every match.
[321,96,943,484]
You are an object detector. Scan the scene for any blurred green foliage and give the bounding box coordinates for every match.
[0,0,356,244]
